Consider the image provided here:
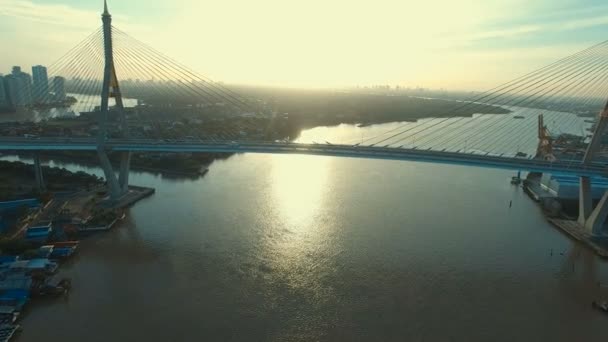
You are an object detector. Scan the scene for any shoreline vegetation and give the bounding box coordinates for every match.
[14,151,221,177]
[0,160,102,202]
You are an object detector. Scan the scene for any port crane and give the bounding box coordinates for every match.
[536,114,557,162]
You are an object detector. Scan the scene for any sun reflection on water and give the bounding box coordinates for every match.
[261,154,340,299]
[271,154,330,228]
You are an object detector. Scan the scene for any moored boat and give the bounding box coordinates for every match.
[49,241,80,248]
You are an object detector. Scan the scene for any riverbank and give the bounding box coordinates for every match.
[0,165,155,340]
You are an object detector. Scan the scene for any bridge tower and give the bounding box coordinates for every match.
[577,100,608,236]
[98,0,131,201]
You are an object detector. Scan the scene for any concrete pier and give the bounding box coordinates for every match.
[577,176,592,225]
[33,154,45,192]
[584,190,608,236]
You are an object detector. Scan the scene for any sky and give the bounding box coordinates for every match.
[0,0,607,91]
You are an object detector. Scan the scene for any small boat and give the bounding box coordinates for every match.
[513,115,525,119]
[50,246,77,259]
[592,301,608,314]
[36,277,72,297]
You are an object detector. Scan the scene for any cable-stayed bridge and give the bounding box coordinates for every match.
[1,137,607,177]
[3,1,608,235]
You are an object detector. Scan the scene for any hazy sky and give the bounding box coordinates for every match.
[1,0,607,90]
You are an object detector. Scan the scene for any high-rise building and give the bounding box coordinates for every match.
[4,66,33,107]
[0,74,10,109]
[53,76,66,101]
[32,65,49,103]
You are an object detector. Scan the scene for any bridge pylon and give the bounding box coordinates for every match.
[33,154,45,193]
[578,100,608,236]
[98,0,131,201]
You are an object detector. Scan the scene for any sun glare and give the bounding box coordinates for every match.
[270,154,330,228]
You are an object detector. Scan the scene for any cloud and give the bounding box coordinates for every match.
[559,15,608,31]
[0,0,98,30]
[0,0,143,32]
[0,0,153,74]
[458,11,608,44]
[466,25,542,41]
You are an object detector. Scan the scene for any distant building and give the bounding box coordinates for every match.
[0,74,10,109]
[4,66,33,107]
[52,76,66,101]
[32,65,49,103]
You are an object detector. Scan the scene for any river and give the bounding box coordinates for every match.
[5,118,608,341]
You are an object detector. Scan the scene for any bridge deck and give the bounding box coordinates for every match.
[0,138,605,177]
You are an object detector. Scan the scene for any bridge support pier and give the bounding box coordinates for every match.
[118,151,131,193]
[583,189,608,236]
[578,176,608,236]
[578,176,592,226]
[576,100,608,236]
[97,147,124,201]
[33,154,45,193]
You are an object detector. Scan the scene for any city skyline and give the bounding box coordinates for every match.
[0,64,66,109]
[1,0,608,90]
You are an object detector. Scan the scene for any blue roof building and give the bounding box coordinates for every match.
[540,174,608,199]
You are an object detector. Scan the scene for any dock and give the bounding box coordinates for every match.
[521,174,608,258]
[102,185,155,209]
[78,218,118,232]
[547,218,608,258]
